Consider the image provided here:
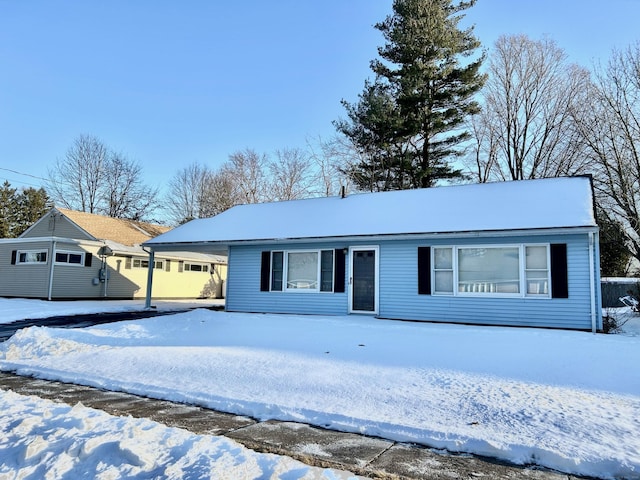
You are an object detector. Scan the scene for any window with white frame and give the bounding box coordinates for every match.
[184,262,209,272]
[132,258,164,269]
[432,244,550,297]
[17,250,48,264]
[55,250,84,266]
[270,250,334,292]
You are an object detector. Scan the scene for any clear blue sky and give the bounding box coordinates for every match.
[1,0,639,194]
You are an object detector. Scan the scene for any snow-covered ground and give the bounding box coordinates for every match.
[0,297,224,324]
[0,390,360,479]
[1,299,639,479]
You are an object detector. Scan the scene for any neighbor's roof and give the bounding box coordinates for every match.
[55,208,171,247]
[145,177,597,247]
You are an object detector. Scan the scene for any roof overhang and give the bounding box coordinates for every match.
[144,225,599,254]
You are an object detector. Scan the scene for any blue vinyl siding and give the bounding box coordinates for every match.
[226,233,598,330]
[226,243,348,315]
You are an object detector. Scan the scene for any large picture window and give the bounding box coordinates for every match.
[269,250,334,292]
[432,244,550,298]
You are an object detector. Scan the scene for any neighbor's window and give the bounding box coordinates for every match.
[132,258,164,269]
[432,245,550,297]
[184,262,209,272]
[55,251,84,265]
[270,249,334,292]
[17,250,48,264]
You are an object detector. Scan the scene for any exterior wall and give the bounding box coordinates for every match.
[0,240,227,300]
[108,255,227,299]
[227,242,348,315]
[0,241,52,298]
[21,214,91,240]
[226,233,600,330]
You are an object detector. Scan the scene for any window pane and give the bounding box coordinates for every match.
[434,271,453,293]
[287,252,318,289]
[526,246,547,269]
[458,247,520,294]
[434,248,452,269]
[320,250,333,292]
[56,252,68,263]
[271,251,283,291]
[69,254,82,264]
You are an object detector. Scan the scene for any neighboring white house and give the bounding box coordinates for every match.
[0,207,227,300]
[144,177,602,331]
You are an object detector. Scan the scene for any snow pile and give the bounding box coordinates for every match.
[0,390,360,479]
[1,310,639,479]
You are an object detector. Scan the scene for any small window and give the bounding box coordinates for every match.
[320,250,334,292]
[17,250,48,264]
[55,251,84,266]
[132,258,164,269]
[271,251,284,291]
[433,247,453,294]
[184,263,209,272]
[525,245,549,295]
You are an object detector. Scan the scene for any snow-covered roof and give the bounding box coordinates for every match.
[145,177,597,248]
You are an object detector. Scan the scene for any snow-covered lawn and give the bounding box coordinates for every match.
[0,297,223,324]
[1,299,639,479]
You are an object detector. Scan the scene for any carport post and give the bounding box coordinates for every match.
[144,249,155,309]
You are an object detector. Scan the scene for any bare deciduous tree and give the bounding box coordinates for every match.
[48,134,159,220]
[575,43,640,263]
[105,153,159,220]
[48,134,109,213]
[165,163,215,225]
[306,136,353,196]
[225,149,270,204]
[468,35,591,182]
[269,148,315,201]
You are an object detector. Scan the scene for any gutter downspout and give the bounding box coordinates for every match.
[589,232,597,333]
[142,247,154,310]
[47,240,57,301]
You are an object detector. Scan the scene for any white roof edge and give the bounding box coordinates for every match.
[145,225,599,250]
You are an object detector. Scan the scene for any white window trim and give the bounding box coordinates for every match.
[431,243,551,299]
[54,249,85,267]
[16,249,48,265]
[272,249,334,293]
[133,258,164,270]
[183,262,209,273]
[284,250,321,293]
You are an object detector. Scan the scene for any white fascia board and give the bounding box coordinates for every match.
[145,226,599,251]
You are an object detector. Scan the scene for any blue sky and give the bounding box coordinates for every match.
[1,0,639,194]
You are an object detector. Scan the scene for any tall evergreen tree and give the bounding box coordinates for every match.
[14,187,52,237]
[0,181,17,238]
[336,0,485,190]
[0,182,51,238]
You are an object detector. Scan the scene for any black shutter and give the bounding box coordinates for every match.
[10,250,16,265]
[84,253,92,267]
[260,251,271,292]
[334,248,346,293]
[550,243,568,298]
[418,247,431,295]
